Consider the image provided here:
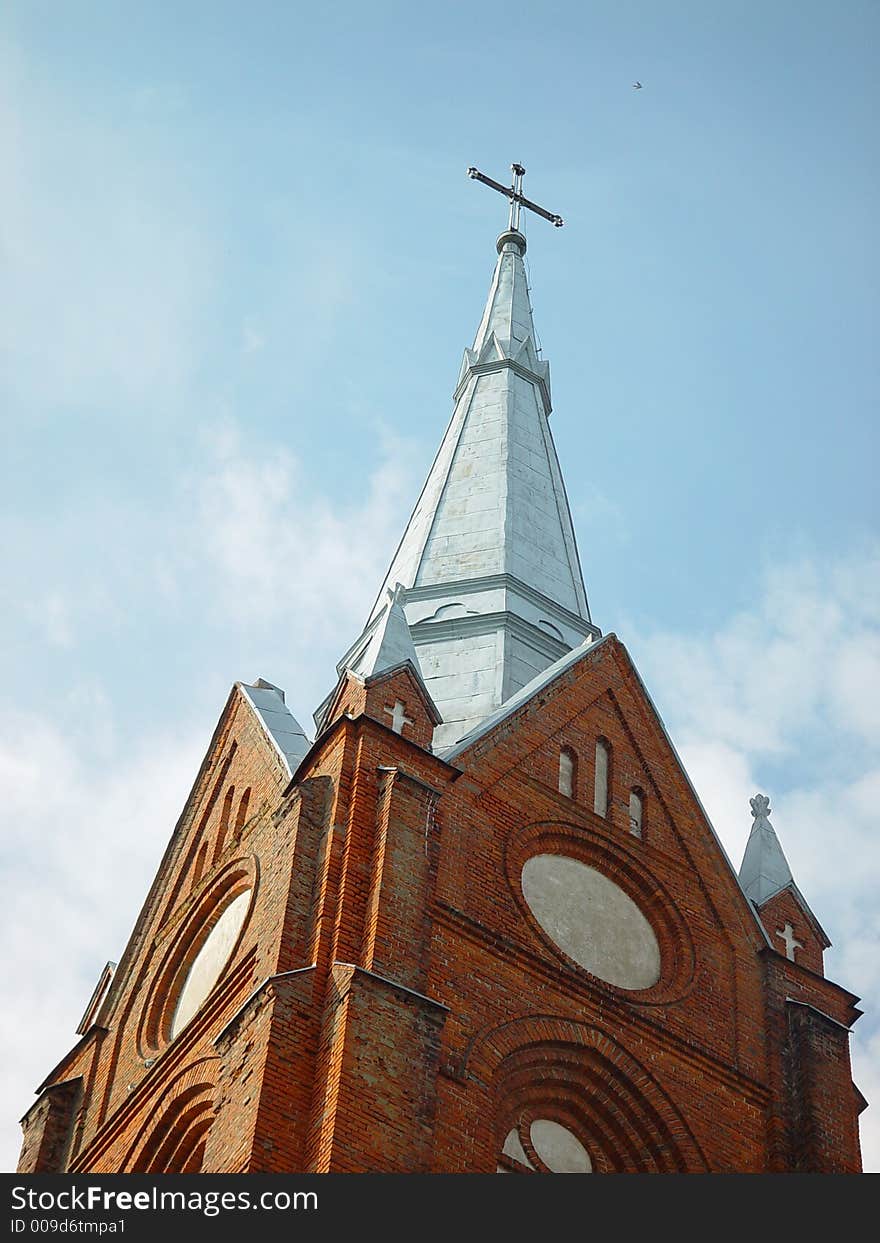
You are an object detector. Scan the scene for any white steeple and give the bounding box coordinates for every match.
[738,793,830,950]
[340,208,599,750]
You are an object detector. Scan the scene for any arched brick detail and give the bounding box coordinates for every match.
[464,1015,708,1173]
[191,840,209,889]
[212,786,236,866]
[162,743,239,924]
[233,788,252,841]
[137,855,259,1056]
[122,1058,218,1173]
[504,820,697,1004]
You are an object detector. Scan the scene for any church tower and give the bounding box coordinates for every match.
[17,169,865,1175]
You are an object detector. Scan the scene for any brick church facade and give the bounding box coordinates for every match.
[18,186,865,1174]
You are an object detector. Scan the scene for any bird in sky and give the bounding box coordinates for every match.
[633,81,642,89]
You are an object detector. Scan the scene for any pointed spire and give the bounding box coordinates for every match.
[345,584,422,680]
[456,230,551,414]
[739,793,796,905]
[328,217,600,750]
[472,230,537,354]
[739,793,831,952]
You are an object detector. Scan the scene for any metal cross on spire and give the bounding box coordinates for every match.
[467,162,564,230]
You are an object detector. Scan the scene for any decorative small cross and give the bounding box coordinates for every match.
[384,699,414,735]
[467,163,564,231]
[776,922,804,962]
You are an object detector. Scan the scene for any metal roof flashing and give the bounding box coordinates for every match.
[239,681,311,776]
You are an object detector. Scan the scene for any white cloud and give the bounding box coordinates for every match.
[675,738,759,864]
[828,633,880,743]
[634,553,880,760]
[183,418,421,648]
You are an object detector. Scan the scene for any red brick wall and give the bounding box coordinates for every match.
[758,887,826,976]
[18,638,864,1174]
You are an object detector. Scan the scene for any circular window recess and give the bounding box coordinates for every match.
[499,1120,593,1173]
[138,857,258,1056]
[169,889,251,1040]
[530,1120,592,1173]
[521,854,660,990]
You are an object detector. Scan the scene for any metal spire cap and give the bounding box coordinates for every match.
[496,229,527,255]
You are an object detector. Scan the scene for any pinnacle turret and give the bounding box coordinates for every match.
[342,585,421,681]
[739,793,795,905]
[738,792,831,958]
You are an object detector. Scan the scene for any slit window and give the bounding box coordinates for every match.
[234,788,251,839]
[558,748,576,798]
[594,739,610,817]
[212,786,236,865]
[629,788,644,837]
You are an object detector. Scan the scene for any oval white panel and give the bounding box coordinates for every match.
[530,1119,592,1173]
[170,890,251,1039]
[521,854,660,990]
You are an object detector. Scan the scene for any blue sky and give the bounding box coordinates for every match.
[1,0,877,1171]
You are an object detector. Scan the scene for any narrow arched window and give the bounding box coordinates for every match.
[192,839,209,887]
[594,739,610,818]
[558,748,576,798]
[234,787,251,839]
[212,785,236,865]
[629,788,644,838]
